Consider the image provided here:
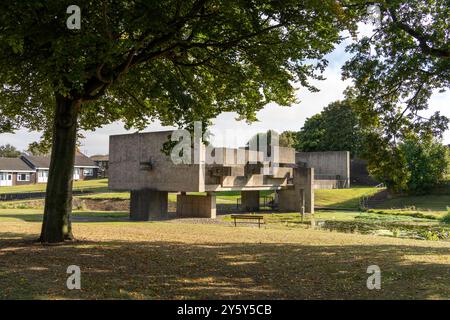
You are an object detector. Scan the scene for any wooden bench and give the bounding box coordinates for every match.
[231,214,264,228]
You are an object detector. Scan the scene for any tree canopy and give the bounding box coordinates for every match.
[0,0,356,242]
[0,0,353,139]
[294,100,364,156]
[342,0,449,144]
[0,144,21,158]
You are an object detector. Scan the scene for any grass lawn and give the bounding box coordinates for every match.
[314,187,380,209]
[0,216,449,299]
[0,179,109,194]
[0,209,128,222]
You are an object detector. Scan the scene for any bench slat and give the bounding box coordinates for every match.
[231,215,264,219]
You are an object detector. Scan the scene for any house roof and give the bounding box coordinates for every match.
[22,152,97,169]
[75,152,97,167]
[90,154,109,161]
[0,157,34,172]
[21,155,51,169]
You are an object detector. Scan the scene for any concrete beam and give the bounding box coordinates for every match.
[241,190,260,212]
[130,189,168,221]
[177,193,216,218]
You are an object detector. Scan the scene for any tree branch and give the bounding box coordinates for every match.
[389,8,450,58]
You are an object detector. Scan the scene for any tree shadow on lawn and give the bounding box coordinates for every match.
[0,232,449,300]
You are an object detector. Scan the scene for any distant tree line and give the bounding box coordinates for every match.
[0,144,21,158]
[0,143,48,158]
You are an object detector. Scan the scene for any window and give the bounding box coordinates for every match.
[83,168,93,176]
[38,170,48,178]
[17,173,30,182]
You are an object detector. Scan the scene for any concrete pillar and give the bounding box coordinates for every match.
[130,189,168,221]
[294,167,314,213]
[278,167,314,213]
[177,193,216,218]
[241,190,260,212]
[278,188,303,212]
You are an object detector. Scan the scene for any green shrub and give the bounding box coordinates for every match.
[441,212,450,224]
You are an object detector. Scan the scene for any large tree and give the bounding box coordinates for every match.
[342,0,449,191]
[0,1,354,242]
[342,0,449,144]
[295,100,364,156]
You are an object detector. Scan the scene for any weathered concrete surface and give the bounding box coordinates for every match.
[278,188,303,212]
[109,131,315,217]
[296,151,350,188]
[274,146,296,164]
[130,189,168,221]
[109,131,205,192]
[313,179,347,189]
[294,167,314,213]
[241,190,260,211]
[176,194,216,218]
[278,167,314,213]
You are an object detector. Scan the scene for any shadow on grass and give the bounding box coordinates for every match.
[0,231,449,300]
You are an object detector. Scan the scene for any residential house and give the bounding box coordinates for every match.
[90,154,109,178]
[0,157,36,186]
[21,151,99,183]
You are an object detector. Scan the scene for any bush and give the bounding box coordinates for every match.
[400,139,449,194]
[441,212,450,224]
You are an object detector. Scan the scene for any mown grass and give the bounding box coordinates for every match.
[0,219,449,299]
[0,179,109,194]
[314,187,380,209]
[0,208,128,222]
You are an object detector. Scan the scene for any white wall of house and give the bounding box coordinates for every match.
[0,172,13,186]
[73,168,80,180]
[37,170,49,183]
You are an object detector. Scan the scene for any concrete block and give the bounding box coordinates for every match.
[273,147,296,164]
[268,167,293,179]
[278,188,304,212]
[241,190,260,211]
[208,165,245,177]
[177,194,216,218]
[130,189,168,221]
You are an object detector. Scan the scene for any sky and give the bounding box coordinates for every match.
[1,25,449,156]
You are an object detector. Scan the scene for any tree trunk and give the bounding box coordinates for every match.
[39,94,81,243]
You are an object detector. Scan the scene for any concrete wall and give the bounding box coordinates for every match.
[109,131,205,192]
[296,151,350,183]
[313,179,349,189]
